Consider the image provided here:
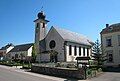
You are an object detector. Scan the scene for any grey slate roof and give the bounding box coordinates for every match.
[9,43,33,52]
[53,27,93,46]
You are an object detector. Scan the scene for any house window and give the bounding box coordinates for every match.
[108,54,113,62]
[79,47,81,56]
[107,50,113,62]
[83,47,85,56]
[106,38,112,46]
[15,54,18,59]
[74,46,77,56]
[12,56,14,59]
[69,45,72,55]
[118,35,120,46]
[87,48,89,56]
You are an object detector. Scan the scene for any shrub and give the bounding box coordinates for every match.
[98,68,102,72]
[86,68,92,76]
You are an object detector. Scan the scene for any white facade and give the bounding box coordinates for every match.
[65,42,91,62]
[8,45,33,61]
[101,32,120,67]
[101,23,120,67]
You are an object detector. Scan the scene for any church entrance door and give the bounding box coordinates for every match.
[50,50,58,63]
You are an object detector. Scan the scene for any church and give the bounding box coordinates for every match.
[34,11,94,63]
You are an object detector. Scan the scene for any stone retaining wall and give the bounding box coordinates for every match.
[31,65,85,79]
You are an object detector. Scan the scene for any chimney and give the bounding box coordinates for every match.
[106,24,109,28]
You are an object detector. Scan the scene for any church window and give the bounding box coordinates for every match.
[42,23,45,28]
[79,47,81,56]
[69,45,72,55]
[87,48,89,56]
[36,23,39,33]
[36,23,39,28]
[49,40,56,49]
[74,46,77,56]
[83,47,85,56]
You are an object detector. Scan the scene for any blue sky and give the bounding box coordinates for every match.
[0,0,120,47]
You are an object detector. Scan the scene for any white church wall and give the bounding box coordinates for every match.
[81,47,83,57]
[66,45,70,61]
[85,48,87,56]
[71,46,74,56]
[41,27,92,62]
[45,27,65,62]
[65,42,92,62]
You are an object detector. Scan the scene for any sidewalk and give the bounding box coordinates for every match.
[0,65,87,81]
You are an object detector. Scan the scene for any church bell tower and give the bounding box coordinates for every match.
[34,11,49,55]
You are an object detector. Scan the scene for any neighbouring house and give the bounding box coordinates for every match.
[100,23,120,67]
[0,43,14,60]
[34,11,94,63]
[8,43,33,62]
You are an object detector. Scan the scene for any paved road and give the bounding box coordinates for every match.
[0,65,57,81]
[88,72,120,81]
[0,65,120,81]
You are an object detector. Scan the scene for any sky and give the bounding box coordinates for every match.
[0,0,120,47]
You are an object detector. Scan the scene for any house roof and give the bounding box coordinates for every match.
[0,43,14,50]
[53,27,93,46]
[9,43,33,52]
[100,23,120,34]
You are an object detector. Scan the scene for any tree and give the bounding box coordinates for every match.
[91,39,107,68]
[32,44,37,62]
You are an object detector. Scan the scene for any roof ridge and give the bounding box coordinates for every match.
[15,43,33,46]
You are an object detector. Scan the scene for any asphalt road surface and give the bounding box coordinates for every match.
[89,72,120,81]
[0,66,56,81]
[0,65,120,81]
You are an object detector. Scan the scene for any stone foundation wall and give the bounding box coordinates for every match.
[31,65,85,79]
